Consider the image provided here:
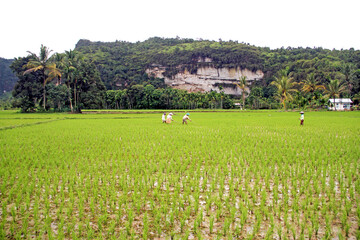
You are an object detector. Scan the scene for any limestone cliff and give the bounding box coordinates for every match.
[146,64,264,95]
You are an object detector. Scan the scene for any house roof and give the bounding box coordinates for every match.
[328,98,352,103]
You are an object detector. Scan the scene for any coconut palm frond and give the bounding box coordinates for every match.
[301,73,325,93]
[271,69,297,109]
[22,45,60,110]
[23,65,43,75]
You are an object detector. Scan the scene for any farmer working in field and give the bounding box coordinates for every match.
[166,113,174,123]
[162,112,166,123]
[182,113,191,124]
[299,111,304,126]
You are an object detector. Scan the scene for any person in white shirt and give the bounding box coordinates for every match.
[182,113,191,124]
[299,111,304,126]
[166,113,174,123]
[162,113,166,123]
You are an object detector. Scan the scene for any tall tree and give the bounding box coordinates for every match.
[301,73,325,107]
[62,50,80,112]
[23,45,61,110]
[324,79,346,111]
[10,57,43,112]
[235,76,248,110]
[340,63,355,94]
[271,68,297,110]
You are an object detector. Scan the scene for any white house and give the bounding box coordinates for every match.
[328,98,352,110]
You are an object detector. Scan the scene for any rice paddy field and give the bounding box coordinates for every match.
[0,110,359,239]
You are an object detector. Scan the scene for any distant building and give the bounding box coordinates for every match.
[234,103,242,108]
[328,98,352,110]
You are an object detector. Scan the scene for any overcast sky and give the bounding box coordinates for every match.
[1,0,359,59]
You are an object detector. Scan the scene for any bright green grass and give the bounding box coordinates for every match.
[0,110,359,239]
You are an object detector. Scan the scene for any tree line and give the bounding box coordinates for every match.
[104,87,234,110]
[10,46,105,112]
[5,37,360,111]
[9,45,235,112]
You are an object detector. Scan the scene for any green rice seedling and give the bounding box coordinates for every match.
[180,216,186,233]
[290,226,296,240]
[10,205,16,223]
[277,225,282,240]
[223,218,231,236]
[307,225,313,239]
[21,213,29,238]
[324,213,333,238]
[193,217,198,234]
[184,229,190,239]
[142,212,149,240]
[58,218,65,239]
[254,217,261,236]
[356,229,360,240]
[230,206,236,223]
[345,199,352,216]
[169,210,175,227]
[170,230,176,239]
[240,209,247,231]
[344,223,350,237]
[0,221,5,239]
[216,208,221,221]
[341,210,347,228]
[205,199,211,215]
[194,198,199,214]
[209,215,215,234]
[338,231,345,240]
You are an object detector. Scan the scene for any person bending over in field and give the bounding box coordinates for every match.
[299,111,304,126]
[166,113,174,123]
[182,113,191,124]
[162,112,166,123]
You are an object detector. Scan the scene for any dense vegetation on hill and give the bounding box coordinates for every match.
[74,37,360,94]
[3,37,360,111]
[0,58,17,96]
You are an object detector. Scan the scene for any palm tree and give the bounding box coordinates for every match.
[324,79,346,111]
[24,45,61,110]
[53,53,66,85]
[235,76,248,110]
[301,73,325,107]
[271,69,297,110]
[62,50,83,112]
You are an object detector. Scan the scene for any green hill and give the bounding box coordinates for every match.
[0,58,17,96]
[74,37,360,96]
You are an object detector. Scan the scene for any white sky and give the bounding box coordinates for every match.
[1,0,359,59]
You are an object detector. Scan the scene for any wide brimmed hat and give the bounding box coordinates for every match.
[300,111,304,114]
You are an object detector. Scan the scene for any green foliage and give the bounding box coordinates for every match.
[72,38,360,110]
[75,38,360,94]
[5,38,360,111]
[10,56,43,112]
[0,58,17,96]
[10,49,106,112]
[104,86,234,109]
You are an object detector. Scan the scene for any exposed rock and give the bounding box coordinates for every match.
[146,65,264,95]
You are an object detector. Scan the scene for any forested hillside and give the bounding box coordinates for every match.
[0,58,17,96]
[5,37,360,111]
[74,37,360,95]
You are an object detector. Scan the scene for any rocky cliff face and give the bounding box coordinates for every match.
[146,65,264,95]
